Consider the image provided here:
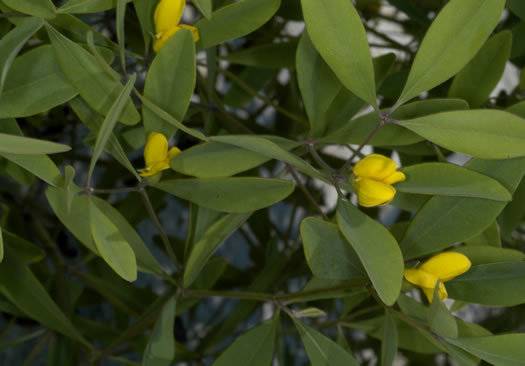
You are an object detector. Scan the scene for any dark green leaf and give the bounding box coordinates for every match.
[428,283,458,338]
[300,217,365,280]
[222,41,297,69]
[381,312,398,366]
[396,0,505,107]
[447,334,525,366]
[2,0,55,18]
[143,296,176,366]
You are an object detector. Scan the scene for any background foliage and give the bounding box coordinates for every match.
[2,0,525,365]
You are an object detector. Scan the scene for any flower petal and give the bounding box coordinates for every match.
[419,252,471,282]
[144,132,168,167]
[383,170,406,185]
[422,281,448,303]
[154,0,185,34]
[179,24,200,42]
[404,268,439,289]
[167,146,181,160]
[354,178,396,207]
[353,154,398,181]
[153,26,181,53]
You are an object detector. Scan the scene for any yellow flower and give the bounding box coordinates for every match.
[352,154,406,207]
[404,252,471,302]
[153,0,199,53]
[138,132,181,177]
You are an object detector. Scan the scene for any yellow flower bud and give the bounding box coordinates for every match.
[153,0,199,53]
[404,252,471,302]
[138,132,181,177]
[352,154,406,207]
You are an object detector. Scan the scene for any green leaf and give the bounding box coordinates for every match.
[428,283,458,338]
[69,96,139,180]
[294,307,327,318]
[116,0,127,74]
[296,31,341,137]
[499,175,525,240]
[0,45,78,118]
[192,0,212,19]
[143,296,176,366]
[89,198,137,282]
[452,246,525,266]
[58,0,124,13]
[3,230,45,264]
[143,29,195,138]
[292,316,359,366]
[184,212,251,287]
[322,98,468,146]
[46,25,140,125]
[396,0,505,107]
[400,158,525,259]
[300,217,365,280]
[0,118,63,186]
[0,133,70,155]
[0,18,44,97]
[464,220,501,247]
[195,0,281,49]
[399,110,525,159]
[136,93,207,141]
[171,137,299,178]
[300,0,376,108]
[447,334,525,366]
[447,262,525,306]
[154,177,294,213]
[508,0,525,21]
[132,0,159,52]
[336,200,404,306]
[210,135,325,181]
[87,73,136,183]
[222,41,297,69]
[0,245,89,346]
[396,163,512,201]
[448,31,512,108]
[381,312,398,366]
[0,228,3,264]
[212,320,276,366]
[92,197,165,276]
[2,0,56,18]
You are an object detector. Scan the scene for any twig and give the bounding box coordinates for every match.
[286,164,329,221]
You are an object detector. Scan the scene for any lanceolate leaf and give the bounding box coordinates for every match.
[0,134,70,155]
[301,0,377,108]
[336,200,404,306]
[143,29,195,138]
[292,316,360,366]
[195,0,281,49]
[396,163,512,201]
[87,73,137,183]
[143,296,176,366]
[192,0,212,19]
[154,178,293,213]
[89,198,137,282]
[0,18,44,97]
[2,0,56,18]
[0,246,89,346]
[396,0,505,107]
[46,25,140,125]
[184,212,251,287]
[212,320,276,366]
[0,45,78,118]
[448,31,512,108]
[447,334,525,366]
[399,110,525,159]
[401,158,525,259]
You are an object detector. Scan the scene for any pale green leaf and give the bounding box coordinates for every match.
[0,133,70,155]
[428,283,458,338]
[446,334,525,366]
[336,200,404,305]
[192,0,212,19]
[381,312,398,366]
[2,0,55,18]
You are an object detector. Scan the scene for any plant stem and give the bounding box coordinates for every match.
[140,189,182,275]
[286,164,329,221]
